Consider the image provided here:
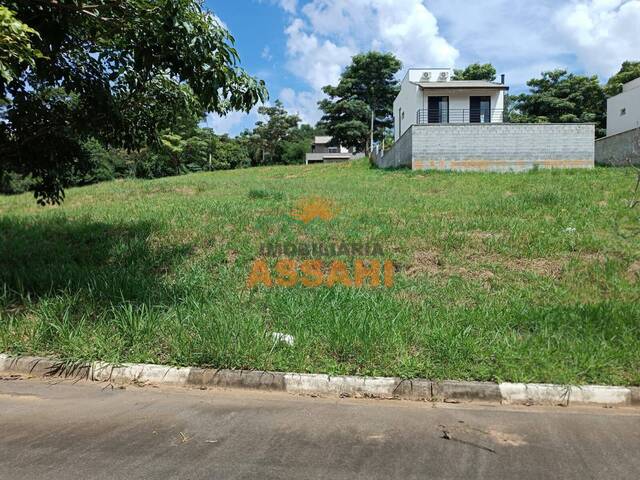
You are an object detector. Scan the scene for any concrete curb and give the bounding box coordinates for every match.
[1,354,637,407]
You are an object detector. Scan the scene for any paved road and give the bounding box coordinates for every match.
[1,376,639,479]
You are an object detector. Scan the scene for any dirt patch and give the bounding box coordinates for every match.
[464,252,565,279]
[627,260,640,283]
[469,231,502,241]
[406,249,570,282]
[174,187,197,195]
[405,251,495,288]
[226,250,238,266]
[405,250,442,277]
[506,258,565,278]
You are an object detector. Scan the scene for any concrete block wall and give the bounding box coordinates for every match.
[595,127,640,166]
[411,123,595,172]
[374,127,412,169]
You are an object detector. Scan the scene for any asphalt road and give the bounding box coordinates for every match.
[1,376,639,479]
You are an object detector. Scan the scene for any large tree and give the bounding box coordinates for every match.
[509,69,606,137]
[452,63,497,81]
[318,52,401,154]
[248,100,301,165]
[604,61,640,97]
[0,0,267,204]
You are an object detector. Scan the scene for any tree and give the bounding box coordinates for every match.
[251,100,301,165]
[0,1,267,204]
[319,52,401,155]
[0,6,43,89]
[452,63,497,81]
[605,61,640,97]
[509,69,606,137]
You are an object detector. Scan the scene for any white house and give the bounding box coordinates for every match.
[606,77,640,136]
[305,136,356,164]
[376,66,595,172]
[595,77,640,166]
[393,68,508,141]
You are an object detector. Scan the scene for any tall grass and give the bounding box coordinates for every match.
[1,160,639,385]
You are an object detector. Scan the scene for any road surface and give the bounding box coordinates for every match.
[1,376,639,479]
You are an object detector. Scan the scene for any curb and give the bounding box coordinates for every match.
[1,354,637,407]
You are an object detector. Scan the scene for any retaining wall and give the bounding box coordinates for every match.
[376,123,595,172]
[374,127,413,169]
[595,127,640,166]
[412,123,594,172]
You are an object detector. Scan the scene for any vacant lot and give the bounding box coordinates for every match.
[1,160,639,385]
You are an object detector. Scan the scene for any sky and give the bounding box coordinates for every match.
[205,0,640,136]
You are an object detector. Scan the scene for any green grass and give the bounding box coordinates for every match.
[1,159,639,385]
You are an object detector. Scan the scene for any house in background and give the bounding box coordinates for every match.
[606,77,640,136]
[375,67,595,172]
[305,136,357,165]
[596,77,640,166]
[394,68,508,141]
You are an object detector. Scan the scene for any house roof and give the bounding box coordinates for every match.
[413,80,509,90]
[314,136,333,144]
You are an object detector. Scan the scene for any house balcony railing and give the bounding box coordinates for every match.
[416,109,505,124]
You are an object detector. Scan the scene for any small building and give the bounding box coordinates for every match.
[394,68,508,141]
[596,78,640,166]
[375,67,595,172]
[305,136,356,165]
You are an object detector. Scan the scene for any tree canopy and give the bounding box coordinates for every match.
[509,69,606,137]
[452,63,497,81]
[604,61,640,97]
[251,101,301,164]
[0,0,267,204]
[318,51,401,154]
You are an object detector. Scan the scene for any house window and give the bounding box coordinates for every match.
[428,96,449,123]
[620,108,627,116]
[470,96,491,123]
[327,147,339,153]
[398,108,402,133]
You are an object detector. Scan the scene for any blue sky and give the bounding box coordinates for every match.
[205,0,640,136]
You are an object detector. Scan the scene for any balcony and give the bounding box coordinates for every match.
[416,109,505,124]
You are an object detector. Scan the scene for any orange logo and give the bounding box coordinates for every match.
[248,195,394,289]
[291,197,335,223]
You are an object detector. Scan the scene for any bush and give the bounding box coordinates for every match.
[0,171,35,195]
[281,140,308,165]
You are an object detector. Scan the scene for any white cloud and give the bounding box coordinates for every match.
[280,0,459,123]
[555,0,640,77]
[205,106,261,136]
[279,88,324,124]
[278,0,297,13]
[285,18,355,91]
[261,46,273,61]
[295,0,459,73]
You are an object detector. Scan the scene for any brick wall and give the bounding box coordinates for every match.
[410,123,595,172]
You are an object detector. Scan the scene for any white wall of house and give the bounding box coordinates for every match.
[393,69,440,140]
[607,77,640,137]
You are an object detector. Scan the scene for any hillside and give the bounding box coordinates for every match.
[1,160,639,385]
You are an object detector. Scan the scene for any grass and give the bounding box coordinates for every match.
[1,159,639,385]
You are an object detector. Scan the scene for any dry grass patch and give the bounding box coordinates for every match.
[627,260,640,283]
